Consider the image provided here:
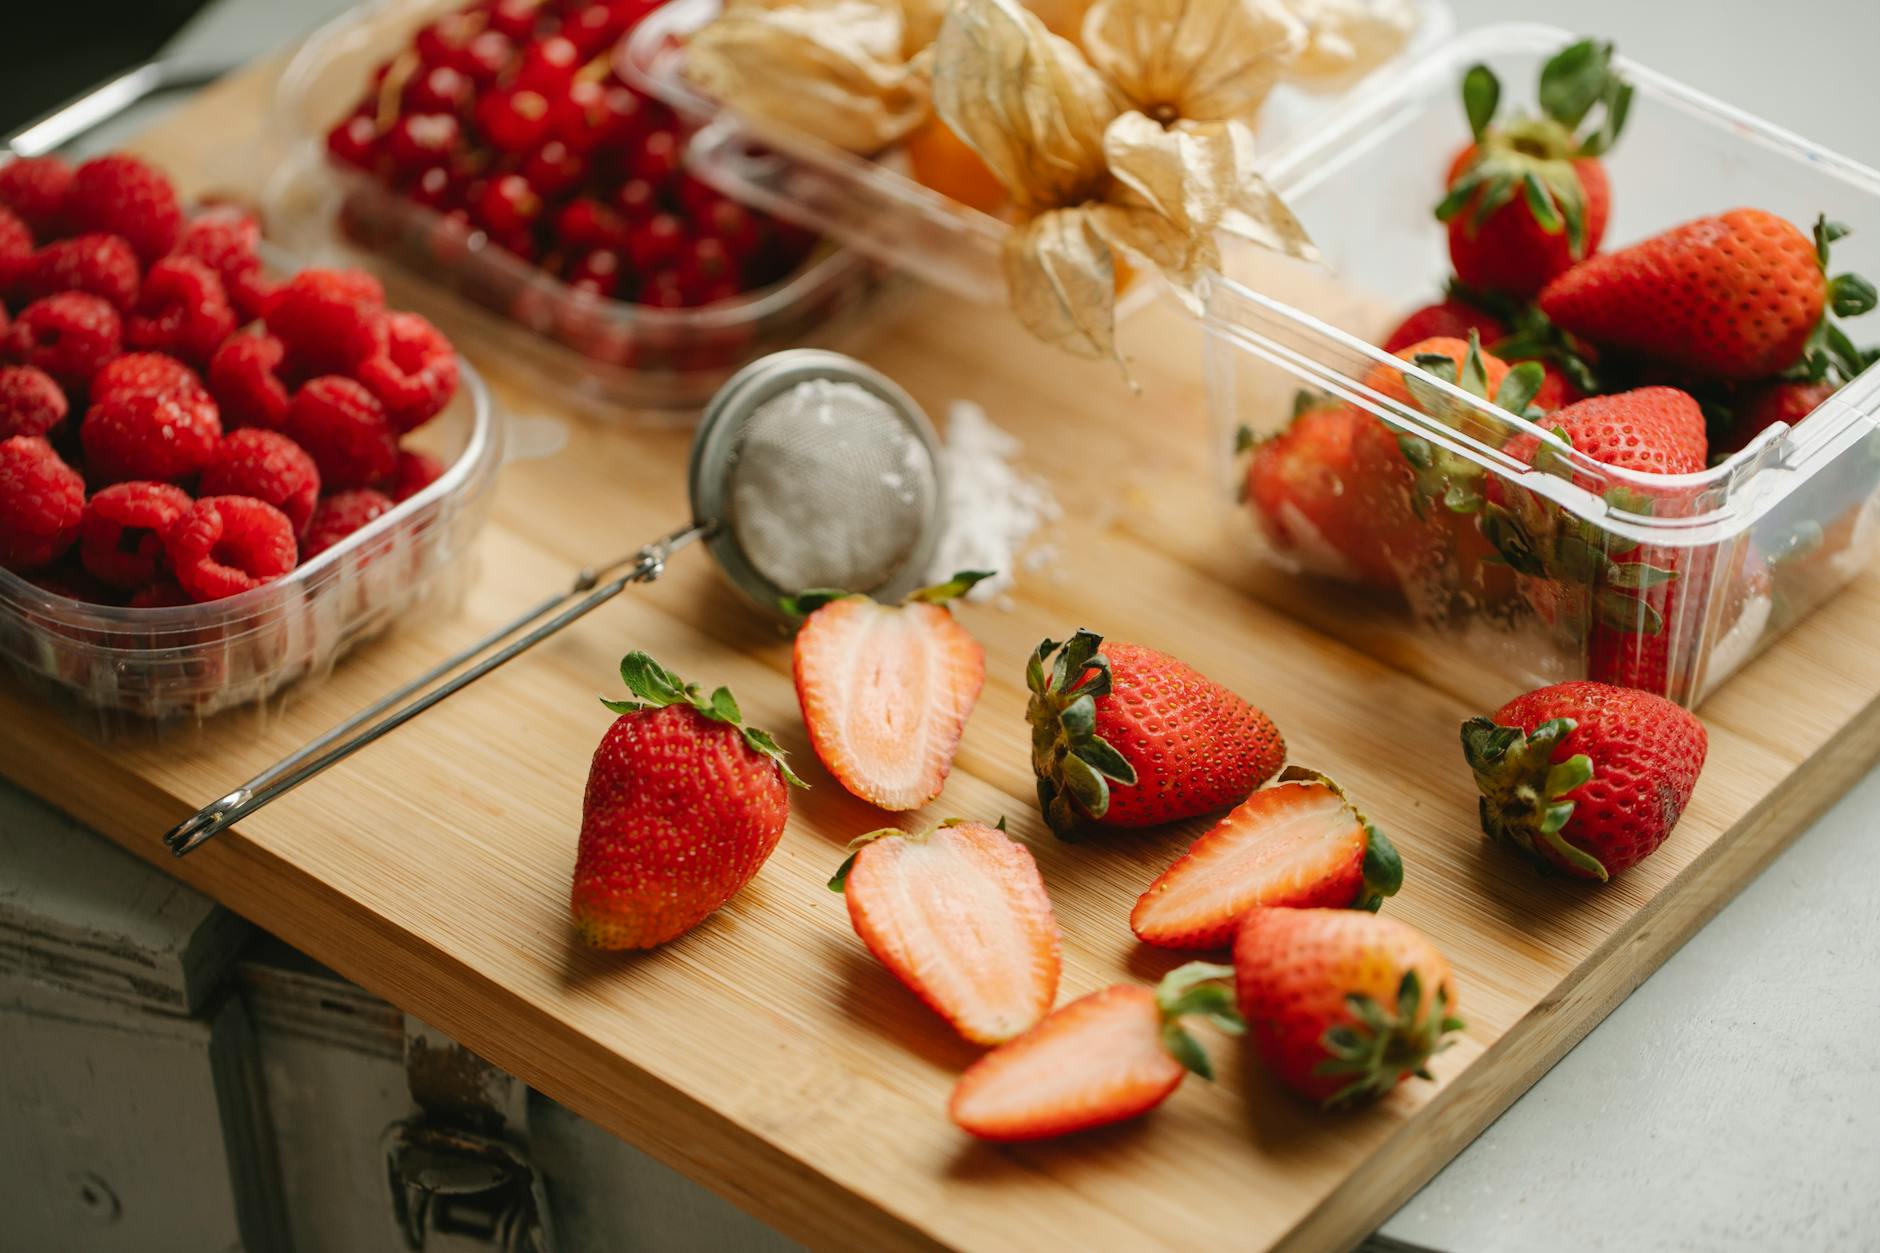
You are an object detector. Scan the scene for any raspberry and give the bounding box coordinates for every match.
[356,311,459,432]
[128,257,238,366]
[24,233,141,311]
[0,435,84,571]
[0,366,68,438]
[81,387,222,483]
[0,207,34,290]
[0,157,72,235]
[165,495,299,602]
[78,481,193,588]
[207,333,292,430]
[4,293,121,387]
[283,376,397,489]
[304,488,394,558]
[266,268,388,376]
[200,429,320,535]
[92,351,200,402]
[65,154,183,264]
[391,448,444,502]
[171,209,275,321]
[130,579,192,608]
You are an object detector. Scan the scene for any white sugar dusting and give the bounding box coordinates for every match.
[925,400,1060,605]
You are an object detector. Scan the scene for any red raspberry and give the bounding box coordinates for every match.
[78,481,193,588]
[391,448,444,502]
[283,376,397,489]
[200,429,320,535]
[304,488,394,558]
[65,154,183,264]
[3,293,121,387]
[91,351,200,402]
[81,387,223,484]
[266,268,388,376]
[0,435,84,571]
[128,257,238,366]
[170,209,275,321]
[0,157,72,235]
[356,311,459,432]
[0,207,34,290]
[0,366,68,439]
[24,233,141,311]
[207,333,293,430]
[165,495,299,602]
[130,579,192,608]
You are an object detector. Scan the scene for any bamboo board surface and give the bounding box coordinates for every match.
[5,59,1879,1253]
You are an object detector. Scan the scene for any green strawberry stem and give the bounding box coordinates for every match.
[1315,970,1466,1108]
[1026,630,1138,837]
[1154,962,1245,1081]
[779,570,994,618]
[1799,216,1880,384]
[1460,715,1606,879]
[602,651,808,788]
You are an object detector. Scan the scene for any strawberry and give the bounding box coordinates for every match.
[1234,907,1462,1106]
[1461,679,1707,880]
[1539,212,1878,380]
[1130,767,1402,951]
[948,962,1243,1141]
[1241,397,1403,587]
[1027,630,1284,836]
[787,572,988,811]
[1713,379,1837,458]
[1436,40,1629,298]
[1499,386,1708,483]
[831,818,1060,1044]
[1360,334,1514,421]
[572,652,806,949]
[1381,296,1507,355]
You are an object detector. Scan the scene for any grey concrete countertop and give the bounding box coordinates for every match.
[16,1,1880,1249]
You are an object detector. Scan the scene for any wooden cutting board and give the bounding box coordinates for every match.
[5,58,1878,1253]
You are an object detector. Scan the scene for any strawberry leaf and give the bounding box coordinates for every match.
[1538,39,1613,130]
[1521,172,1563,235]
[908,570,995,605]
[778,588,854,617]
[1461,63,1499,140]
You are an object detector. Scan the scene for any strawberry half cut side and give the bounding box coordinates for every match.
[831,818,1061,1045]
[948,962,1243,1142]
[1130,767,1403,950]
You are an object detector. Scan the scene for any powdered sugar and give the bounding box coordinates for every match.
[925,400,1060,604]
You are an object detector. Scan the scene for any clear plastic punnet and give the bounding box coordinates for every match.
[1203,23,1880,706]
[0,360,502,736]
[618,0,1456,305]
[266,0,883,420]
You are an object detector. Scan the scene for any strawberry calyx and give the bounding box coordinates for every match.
[779,569,993,619]
[1153,961,1245,1080]
[1460,714,1607,879]
[1314,968,1465,1108]
[602,650,808,788]
[1795,216,1880,384]
[1436,40,1629,258]
[1275,765,1404,910]
[1027,629,1139,837]
[1395,331,1545,517]
[825,815,1007,891]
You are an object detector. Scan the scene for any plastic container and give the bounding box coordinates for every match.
[1202,23,1880,706]
[0,359,502,736]
[618,0,1455,303]
[265,0,883,420]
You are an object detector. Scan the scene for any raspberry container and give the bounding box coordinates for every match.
[0,358,501,736]
[264,0,882,420]
[1202,23,1880,706]
[617,0,1455,303]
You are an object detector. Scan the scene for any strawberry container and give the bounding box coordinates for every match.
[1203,22,1880,706]
[0,355,502,737]
[616,0,1455,305]
[264,0,883,421]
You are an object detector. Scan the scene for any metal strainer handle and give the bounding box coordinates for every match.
[162,521,707,857]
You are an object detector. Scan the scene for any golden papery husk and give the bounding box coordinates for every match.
[684,0,932,154]
[1281,0,1418,91]
[931,0,1120,211]
[1080,0,1306,122]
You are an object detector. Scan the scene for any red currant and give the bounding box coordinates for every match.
[326,114,381,171]
[460,31,517,85]
[631,130,682,186]
[516,35,580,93]
[404,64,472,114]
[610,177,659,222]
[554,198,629,251]
[474,88,552,154]
[521,140,586,199]
[627,212,683,272]
[385,112,463,175]
[476,173,544,236]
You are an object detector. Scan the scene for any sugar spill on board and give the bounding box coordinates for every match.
[925,400,1060,605]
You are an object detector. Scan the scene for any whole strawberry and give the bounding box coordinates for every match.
[1235,907,1462,1106]
[1027,631,1284,836]
[1461,680,1707,880]
[1540,212,1877,379]
[1436,40,1630,297]
[1381,296,1507,354]
[1714,379,1838,458]
[573,652,806,949]
[1242,398,1407,588]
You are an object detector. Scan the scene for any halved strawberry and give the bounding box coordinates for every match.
[789,572,989,811]
[948,962,1242,1141]
[833,819,1059,1045]
[1130,767,1402,950]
